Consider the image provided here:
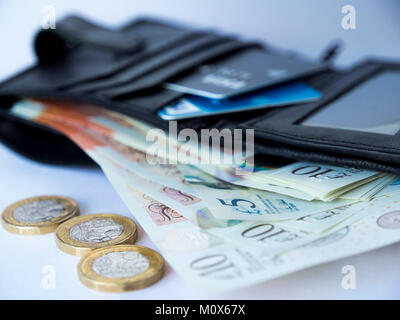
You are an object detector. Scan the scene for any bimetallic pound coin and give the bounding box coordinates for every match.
[78,245,164,292]
[1,196,79,235]
[55,214,138,256]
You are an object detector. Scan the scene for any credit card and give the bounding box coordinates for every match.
[157,81,321,120]
[165,48,327,99]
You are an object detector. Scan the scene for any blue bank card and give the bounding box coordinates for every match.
[158,81,321,120]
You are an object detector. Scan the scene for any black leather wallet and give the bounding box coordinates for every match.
[1,15,399,173]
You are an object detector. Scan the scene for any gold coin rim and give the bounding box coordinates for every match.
[1,196,79,235]
[77,244,164,292]
[55,214,138,256]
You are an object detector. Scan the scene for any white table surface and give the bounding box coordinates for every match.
[1,0,400,299]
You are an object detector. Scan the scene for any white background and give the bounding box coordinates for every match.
[1,0,400,299]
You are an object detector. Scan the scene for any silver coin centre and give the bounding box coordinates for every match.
[92,251,150,278]
[13,199,65,223]
[70,218,123,243]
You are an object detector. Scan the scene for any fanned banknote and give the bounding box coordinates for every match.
[243,162,382,201]
[179,164,357,221]
[340,174,398,200]
[78,172,400,293]
[13,99,385,202]
[195,159,387,202]
[9,98,400,293]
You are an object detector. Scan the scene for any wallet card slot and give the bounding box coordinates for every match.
[71,34,235,95]
[117,88,185,114]
[108,40,257,99]
[60,31,214,92]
